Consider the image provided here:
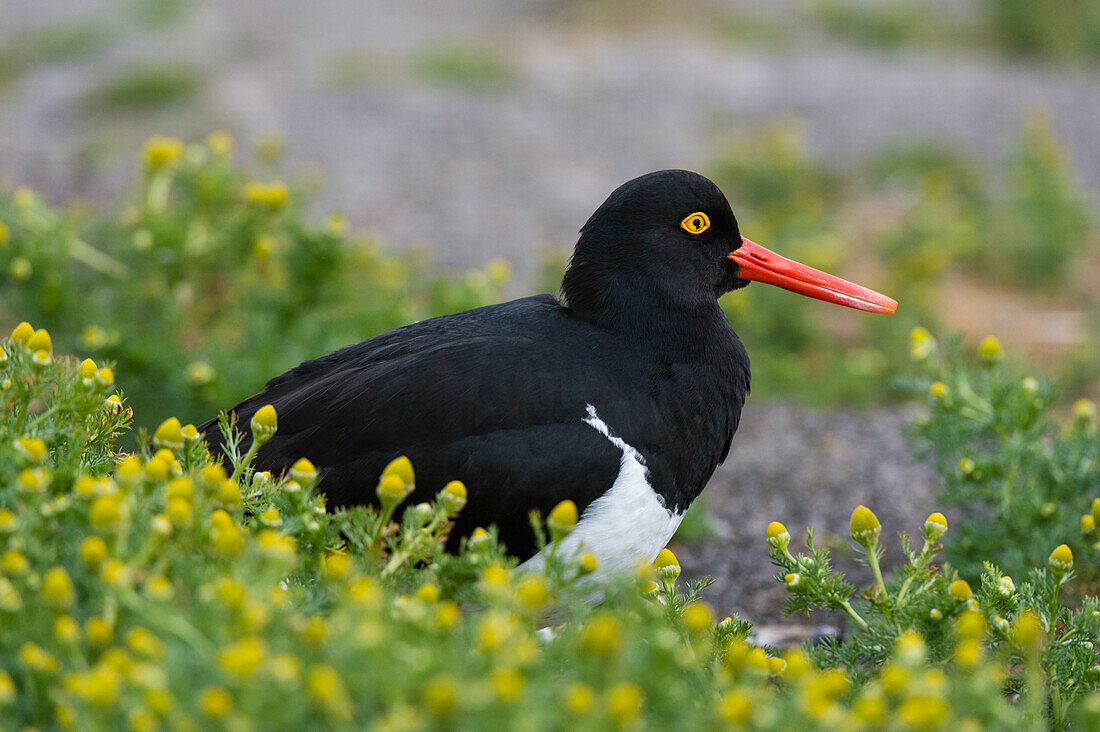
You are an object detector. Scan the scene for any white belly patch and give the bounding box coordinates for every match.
[520,405,684,577]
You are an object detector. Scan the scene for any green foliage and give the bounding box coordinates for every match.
[409,44,515,92]
[985,0,1100,59]
[83,63,203,110]
[808,0,950,48]
[767,504,1100,728]
[0,134,507,436]
[707,116,1095,404]
[904,328,1099,584]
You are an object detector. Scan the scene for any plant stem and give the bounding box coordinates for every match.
[839,600,870,633]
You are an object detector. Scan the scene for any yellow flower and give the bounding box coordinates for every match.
[490,667,523,701]
[908,326,935,360]
[564,682,595,713]
[167,497,192,524]
[717,690,751,724]
[15,436,48,462]
[211,524,245,555]
[54,616,80,644]
[19,642,57,673]
[0,219,7,245]
[41,566,76,608]
[256,528,297,558]
[682,602,715,632]
[929,381,948,399]
[96,367,115,386]
[434,600,460,629]
[440,480,467,514]
[126,627,166,659]
[516,576,548,609]
[1,549,28,574]
[476,611,514,651]
[0,577,21,611]
[214,479,242,506]
[217,637,267,678]
[978,335,1003,363]
[17,467,50,493]
[582,613,622,657]
[849,505,881,547]
[251,404,278,442]
[9,321,34,344]
[1082,514,1095,534]
[1049,544,1073,575]
[923,511,948,541]
[243,181,290,210]
[78,665,120,709]
[26,328,52,354]
[153,417,184,451]
[765,520,790,549]
[0,509,15,532]
[306,664,353,721]
[85,617,113,645]
[0,669,15,705]
[142,135,184,170]
[298,615,327,645]
[165,477,193,502]
[382,455,415,486]
[324,551,352,581]
[79,536,109,567]
[1013,609,1044,650]
[260,507,282,527]
[198,686,233,718]
[79,358,98,382]
[127,707,158,732]
[10,258,31,280]
[955,638,982,667]
[654,547,681,581]
[422,674,457,717]
[206,130,234,157]
[326,212,348,235]
[949,579,972,601]
[547,499,578,541]
[898,695,948,728]
[187,360,215,385]
[90,494,124,532]
[605,682,643,726]
[291,457,318,485]
[1075,399,1097,426]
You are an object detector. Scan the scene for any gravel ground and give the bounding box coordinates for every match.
[677,403,939,629]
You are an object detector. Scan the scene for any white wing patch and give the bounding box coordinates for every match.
[520,405,684,577]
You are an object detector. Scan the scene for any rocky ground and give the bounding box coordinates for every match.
[0,0,1090,632]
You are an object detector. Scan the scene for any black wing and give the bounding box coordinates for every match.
[200,295,627,559]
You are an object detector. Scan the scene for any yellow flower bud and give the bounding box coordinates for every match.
[1049,544,1073,575]
[605,682,643,726]
[382,455,415,486]
[422,674,457,718]
[1013,609,1044,650]
[96,367,114,386]
[682,602,715,632]
[80,358,98,380]
[142,135,184,170]
[291,457,318,485]
[547,499,578,541]
[440,479,467,514]
[41,566,76,608]
[583,613,622,656]
[15,436,47,462]
[516,576,547,609]
[978,335,1003,362]
[717,690,751,724]
[25,328,53,356]
[376,473,410,509]
[79,536,109,568]
[1083,514,1095,535]
[250,404,278,443]
[198,686,233,718]
[9,321,34,344]
[579,552,599,574]
[949,579,972,601]
[929,381,948,399]
[654,547,681,581]
[564,683,595,713]
[849,505,881,547]
[766,520,790,550]
[923,512,948,541]
[153,418,184,451]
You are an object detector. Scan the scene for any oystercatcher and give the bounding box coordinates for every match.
[201,170,895,572]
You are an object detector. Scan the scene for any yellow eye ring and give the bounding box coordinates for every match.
[680,212,710,235]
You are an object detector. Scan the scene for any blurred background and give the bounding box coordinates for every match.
[1,0,1098,626]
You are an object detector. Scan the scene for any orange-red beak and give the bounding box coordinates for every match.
[729,237,897,314]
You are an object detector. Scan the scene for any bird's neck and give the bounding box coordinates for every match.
[561,262,729,354]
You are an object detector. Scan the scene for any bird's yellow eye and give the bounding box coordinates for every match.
[680,212,710,235]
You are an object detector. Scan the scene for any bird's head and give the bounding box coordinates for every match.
[563,169,896,320]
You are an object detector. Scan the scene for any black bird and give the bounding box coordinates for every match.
[201,170,895,573]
